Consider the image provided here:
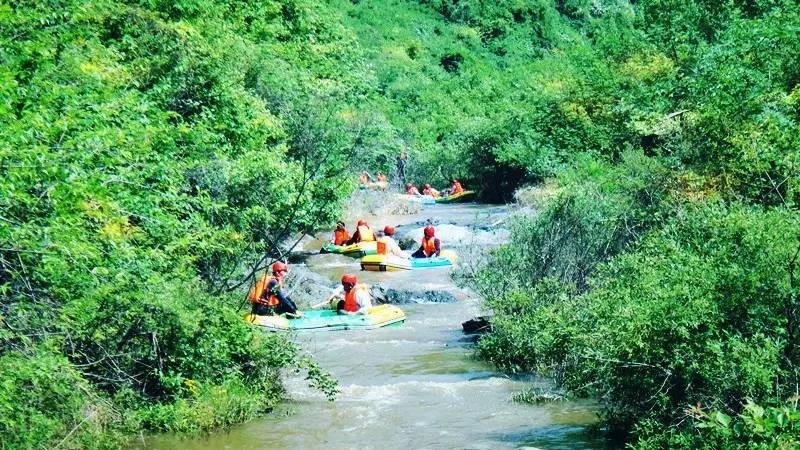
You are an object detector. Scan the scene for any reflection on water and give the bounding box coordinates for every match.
[143,203,606,450]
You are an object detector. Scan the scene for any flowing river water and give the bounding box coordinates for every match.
[145,200,605,449]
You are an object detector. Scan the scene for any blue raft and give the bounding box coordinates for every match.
[360,250,458,271]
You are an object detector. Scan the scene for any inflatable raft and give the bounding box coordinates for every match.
[320,241,377,257]
[435,190,475,203]
[244,304,406,331]
[360,250,458,272]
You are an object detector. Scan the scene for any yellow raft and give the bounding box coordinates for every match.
[360,250,458,271]
[320,240,378,257]
[244,305,406,331]
[436,190,475,203]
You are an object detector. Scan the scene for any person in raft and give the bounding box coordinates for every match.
[330,221,350,246]
[422,183,440,198]
[249,262,302,318]
[411,225,441,258]
[377,225,409,259]
[449,179,464,195]
[376,171,388,183]
[346,219,376,245]
[405,183,421,195]
[330,273,372,315]
[358,170,373,184]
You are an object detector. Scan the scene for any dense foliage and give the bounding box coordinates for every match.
[451,0,800,447]
[1,0,367,446]
[4,0,799,447]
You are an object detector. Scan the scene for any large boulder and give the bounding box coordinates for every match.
[369,285,457,304]
[462,316,492,334]
[283,264,336,307]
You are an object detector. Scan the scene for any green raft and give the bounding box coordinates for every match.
[320,240,378,257]
[244,304,406,331]
[435,190,475,203]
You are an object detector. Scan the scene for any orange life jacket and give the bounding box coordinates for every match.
[357,225,375,242]
[377,236,390,255]
[343,288,359,312]
[451,182,464,194]
[333,229,350,246]
[249,275,280,306]
[422,237,437,256]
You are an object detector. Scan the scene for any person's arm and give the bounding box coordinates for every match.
[264,279,279,303]
[356,289,372,314]
[346,229,359,245]
[269,279,299,315]
[329,285,344,301]
[434,238,441,257]
[391,240,409,259]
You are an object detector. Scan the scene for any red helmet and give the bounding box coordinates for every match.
[424,225,435,237]
[383,225,395,236]
[357,219,367,227]
[271,261,288,274]
[341,273,357,285]
[424,184,431,189]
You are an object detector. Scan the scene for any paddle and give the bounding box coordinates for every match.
[310,298,333,309]
[311,289,339,309]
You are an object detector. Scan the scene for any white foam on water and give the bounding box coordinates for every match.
[337,377,512,404]
[308,339,443,349]
[410,315,471,328]
[307,261,354,268]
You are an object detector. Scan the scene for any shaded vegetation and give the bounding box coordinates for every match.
[3,0,800,447]
[451,1,800,447]
[1,0,361,446]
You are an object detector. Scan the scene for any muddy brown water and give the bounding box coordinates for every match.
[143,202,606,449]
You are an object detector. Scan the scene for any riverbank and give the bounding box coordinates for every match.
[144,200,606,449]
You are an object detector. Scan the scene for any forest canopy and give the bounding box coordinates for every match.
[2,0,799,448]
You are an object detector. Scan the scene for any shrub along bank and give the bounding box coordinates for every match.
[440,0,800,446]
[1,0,362,447]
[472,193,799,447]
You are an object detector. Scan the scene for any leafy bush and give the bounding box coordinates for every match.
[465,152,671,296]
[635,400,800,449]
[476,201,800,443]
[2,0,353,445]
[0,349,124,449]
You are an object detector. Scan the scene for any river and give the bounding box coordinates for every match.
[145,199,605,449]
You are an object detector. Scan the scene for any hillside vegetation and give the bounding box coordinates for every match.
[432,0,800,447]
[2,0,363,447]
[2,0,799,448]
